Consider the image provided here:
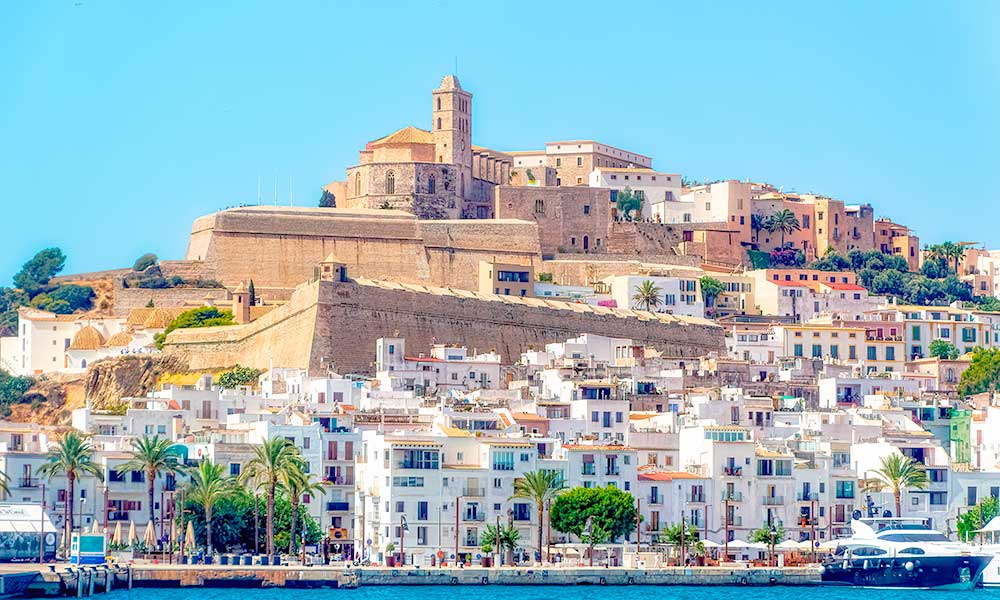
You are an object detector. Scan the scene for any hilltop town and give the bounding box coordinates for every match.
[1,74,999,565]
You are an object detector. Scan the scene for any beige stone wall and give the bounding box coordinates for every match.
[183,206,540,292]
[112,284,229,316]
[165,279,725,375]
[541,257,702,286]
[495,186,611,256]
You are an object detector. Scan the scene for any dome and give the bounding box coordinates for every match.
[70,326,105,351]
[104,332,133,348]
[143,308,175,329]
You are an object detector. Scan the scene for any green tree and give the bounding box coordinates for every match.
[480,523,521,565]
[0,370,35,411]
[615,187,642,221]
[929,340,960,360]
[37,431,103,544]
[550,486,638,566]
[279,468,325,555]
[319,189,336,208]
[765,209,801,248]
[511,470,566,562]
[750,213,767,244]
[154,306,235,349]
[239,437,304,555]
[47,285,95,313]
[116,435,180,525]
[957,496,999,542]
[217,365,262,389]
[958,347,1000,396]
[750,523,786,565]
[968,296,1000,312]
[660,521,704,560]
[185,459,233,552]
[864,454,929,517]
[631,280,662,312]
[699,276,725,313]
[13,248,66,296]
[248,280,257,307]
[132,253,158,272]
[810,248,852,272]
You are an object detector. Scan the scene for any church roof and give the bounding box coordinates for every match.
[70,326,105,351]
[368,126,433,147]
[105,332,134,348]
[143,308,181,329]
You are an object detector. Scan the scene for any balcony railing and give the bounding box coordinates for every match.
[464,537,478,547]
[108,511,130,521]
[762,496,785,506]
[721,491,743,502]
[722,466,742,477]
[606,468,621,476]
[689,493,705,503]
[462,487,486,497]
[797,492,818,501]
[725,516,743,527]
[17,477,39,488]
[463,512,485,522]
[326,502,350,512]
[648,495,662,505]
[581,465,596,476]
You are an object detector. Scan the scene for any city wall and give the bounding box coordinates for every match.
[184,206,540,291]
[164,278,725,375]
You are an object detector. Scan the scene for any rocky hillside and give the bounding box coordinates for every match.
[84,354,192,409]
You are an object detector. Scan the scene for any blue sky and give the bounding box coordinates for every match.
[2,0,997,283]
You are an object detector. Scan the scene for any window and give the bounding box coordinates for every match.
[867,346,877,360]
[793,344,803,357]
[354,172,361,195]
[417,501,428,520]
[912,326,921,341]
[437,117,442,129]
[428,175,436,194]
[811,344,822,358]
[885,347,895,361]
[576,157,582,167]
[534,199,545,214]
[229,463,241,476]
[583,205,590,215]
[556,158,561,167]
[835,480,855,499]
[437,98,441,110]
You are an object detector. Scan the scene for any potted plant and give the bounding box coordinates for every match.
[384,542,396,567]
[480,543,493,567]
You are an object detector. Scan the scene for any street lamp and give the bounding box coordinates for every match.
[399,515,408,567]
[768,523,777,567]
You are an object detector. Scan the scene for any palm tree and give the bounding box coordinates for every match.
[37,431,103,546]
[766,209,801,248]
[185,459,231,552]
[279,468,325,555]
[631,280,662,312]
[0,470,9,500]
[116,435,180,527]
[865,454,929,517]
[239,437,304,555]
[939,241,966,274]
[750,213,767,244]
[511,470,566,563]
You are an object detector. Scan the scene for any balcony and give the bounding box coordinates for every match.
[721,491,743,502]
[108,511,130,521]
[463,537,478,547]
[798,517,819,526]
[463,512,485,522]
[722,466,743,477]
[725,516,743,527]
[689,493,705,503]
[796,492,818,502]
[762,496,785,506]
[606,468,621,476]
[326,502,350,512]
[462,487,486,497]
[647,495,662,505]
[581,465,596,476]
[17,477,39,489]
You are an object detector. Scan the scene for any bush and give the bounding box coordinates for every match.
[154,306,235,349]
[132,253,158,272]
[136,276,169,289]
[48,284,95,311]
[538,272,553,283]
[170,276,185,286]
[217,365,262,389]
[747,249,770,269]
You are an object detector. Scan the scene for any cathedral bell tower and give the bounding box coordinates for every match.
[432,75,473,198]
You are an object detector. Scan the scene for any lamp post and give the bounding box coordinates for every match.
[810,497,817,563]
[495,513,502,566]
[506,508,514,565]
[769,523,776,567]
[546,498,552,564]
[38,483,46,564]
[399,515,408,567]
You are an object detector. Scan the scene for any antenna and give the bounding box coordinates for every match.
[257,173,261,206]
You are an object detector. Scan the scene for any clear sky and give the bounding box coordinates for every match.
[2,0,997,283]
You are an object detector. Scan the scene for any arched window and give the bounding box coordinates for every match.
[385,171,395,195]
[437,117,442,130]
[428,175,436,194]
[354,172,361,196]
[437,97,441,110]
[583,235,589,251]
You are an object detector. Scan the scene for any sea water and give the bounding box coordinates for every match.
[97,585,1000,600]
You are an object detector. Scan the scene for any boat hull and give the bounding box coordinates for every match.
[821,555,992,589]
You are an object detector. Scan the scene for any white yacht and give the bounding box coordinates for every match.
[820,517,992,589]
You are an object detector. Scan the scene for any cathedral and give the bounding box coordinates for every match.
[326,75,512,219]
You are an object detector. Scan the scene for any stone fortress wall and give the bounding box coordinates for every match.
[183,206,541,292]
[164,277,725,375]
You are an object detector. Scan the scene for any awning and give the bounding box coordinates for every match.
[976,516,1000,533]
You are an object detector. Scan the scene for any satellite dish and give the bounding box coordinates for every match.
[882,510,893,518]
[852,509,862,521]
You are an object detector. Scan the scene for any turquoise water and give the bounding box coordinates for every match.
[97,587,1000,600]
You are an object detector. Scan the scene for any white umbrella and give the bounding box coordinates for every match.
[111,522,123,546]
[701,540,721,548]
[143,522,156,547]
[776,540,800,551]
[726,539,749,548]
[90,521,100,534]
[184,521,195,550]
[126,521,137,545]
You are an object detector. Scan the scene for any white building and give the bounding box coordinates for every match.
[604,275,704,317]
[589,167,682,220]
[376,338,502,394]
